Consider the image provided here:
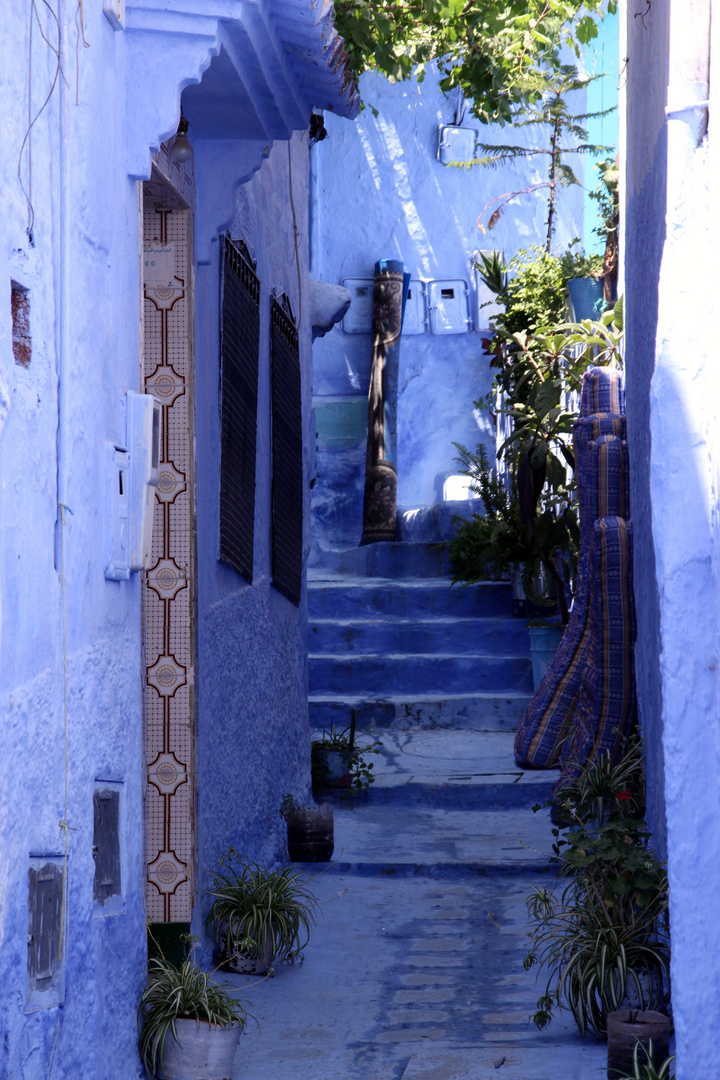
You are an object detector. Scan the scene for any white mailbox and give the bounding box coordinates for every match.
[427,280,471,335]
[341,277,374,334]
[402,279,427,335]
[105,393,161,582]
[105,444,130,581]
[473,250,505,331]
[437,125,479,165]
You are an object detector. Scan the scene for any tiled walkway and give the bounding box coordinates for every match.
[229,731,608,1080]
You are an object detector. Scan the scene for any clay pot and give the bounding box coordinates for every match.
[286,804,334,862]
[159,1018,242,1079]
[607,1010,671,1079]
[322,749,352,788]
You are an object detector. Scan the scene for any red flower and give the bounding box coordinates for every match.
[617,790,632,801]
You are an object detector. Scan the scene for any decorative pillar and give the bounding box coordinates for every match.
[360,259,410,545]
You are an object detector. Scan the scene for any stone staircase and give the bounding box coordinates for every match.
[308,541,534,733]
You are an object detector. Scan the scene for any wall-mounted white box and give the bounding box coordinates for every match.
[427,280,471,335]
[341,277,374,334]
[105,392,161,581]
[402,279,427,335]
[437,125,479,165]
[103,0,125,30]
[473,250,505,331]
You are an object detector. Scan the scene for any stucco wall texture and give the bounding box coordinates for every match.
[623,0,670,858]
[310,65,586,550]
[0,3,332,1075]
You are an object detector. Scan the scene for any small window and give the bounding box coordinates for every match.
[93,785,122,909]
[11,280,31,367]
[441,288,455,300]
[27,857,65,1009]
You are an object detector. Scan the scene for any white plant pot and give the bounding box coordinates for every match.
[160,1018,242,1080]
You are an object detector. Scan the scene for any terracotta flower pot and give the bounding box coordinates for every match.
[606,1010,671,1079]
[159,1018,242,1080]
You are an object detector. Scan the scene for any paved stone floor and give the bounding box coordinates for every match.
[228,730,609,1080]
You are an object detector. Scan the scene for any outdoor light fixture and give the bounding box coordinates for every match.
[170,113,192,163]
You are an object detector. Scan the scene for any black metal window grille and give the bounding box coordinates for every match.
[270,294,303,606]
[219,236,260,582]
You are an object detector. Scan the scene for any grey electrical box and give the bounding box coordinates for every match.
[341,277,374,334]
[427,280,472,335]
[437,125,479,165]
[27,857,65,1010]
[93,784,122,912]
[402,280,427,335]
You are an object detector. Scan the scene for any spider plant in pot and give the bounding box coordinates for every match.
[311,709,379,792]
[205,850,318,975]
[280,794,334,863]
[138,943,251,1079]
[607,1012,672,1079]
[612,1040,674,1080]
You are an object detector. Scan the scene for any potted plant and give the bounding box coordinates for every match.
[280,794,334,862]
[525,744,670,1037]
[205,851,318,975]
[612,1041,675,1080]
[559,247,606,322]
[138,947,250,1079]
[607,1011,672,1079]
[311,710,379,793]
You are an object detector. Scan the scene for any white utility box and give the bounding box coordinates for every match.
[473,250,505,331]
[341,278,374,334]
[105,444,130,581]
[104,392,161,581]
[427,280,471,335]
[437,125,479,165]
[103,0,125,30]
[402,280,427,335]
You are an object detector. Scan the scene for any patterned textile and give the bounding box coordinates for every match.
[555,517,636,789]
[513,366,634,773]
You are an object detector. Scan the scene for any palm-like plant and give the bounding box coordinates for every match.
[138,952,249,1078]
[525,883,670,1036]
[205,852,318,971]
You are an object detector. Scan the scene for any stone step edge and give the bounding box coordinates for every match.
[287,860,555,878]
[309,652,531,661]
[309,615,522,624]
[308,577,506,588]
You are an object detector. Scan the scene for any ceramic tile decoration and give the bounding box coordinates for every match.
[142,187,195,923]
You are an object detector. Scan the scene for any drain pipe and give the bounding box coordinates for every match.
[54,0,71,571]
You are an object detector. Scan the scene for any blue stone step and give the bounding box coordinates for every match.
[309,616,529,656]
[308,692,532,732]
[308,653,532,696]
[311,541,450,579]
[308,578,513,619]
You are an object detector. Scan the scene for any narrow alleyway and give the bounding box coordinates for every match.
[230,544,608,1079]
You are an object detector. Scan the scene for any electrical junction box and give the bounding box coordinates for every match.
[127,391,161,572]
[437,125,479,165]
[427,280,471,335]
[103,0,125,30]
[341,278,374,334]
[104,444,130,581]
[104,392,161,581]
[473,250,505,331]
[402,280,427,335]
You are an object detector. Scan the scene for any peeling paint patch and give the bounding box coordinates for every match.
[11,281,31,367]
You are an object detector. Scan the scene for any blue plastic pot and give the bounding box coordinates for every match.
[528,623,565,689]
[567,276,605,321]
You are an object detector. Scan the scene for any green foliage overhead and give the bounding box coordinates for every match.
[333,0,617,123]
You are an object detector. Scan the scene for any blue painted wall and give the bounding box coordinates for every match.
[310,65,586,552]
[0,3,353,1077]
[623,2,670,859]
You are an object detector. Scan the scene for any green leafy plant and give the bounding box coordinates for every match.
[589,156,620,299]
[138,945,250,1078]
[616,1044,675,1080]
[525,745,670,1035]
[470,65,615,249]
[311,710,380,792]
[333,0,617,126]
[205,852,318,971]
